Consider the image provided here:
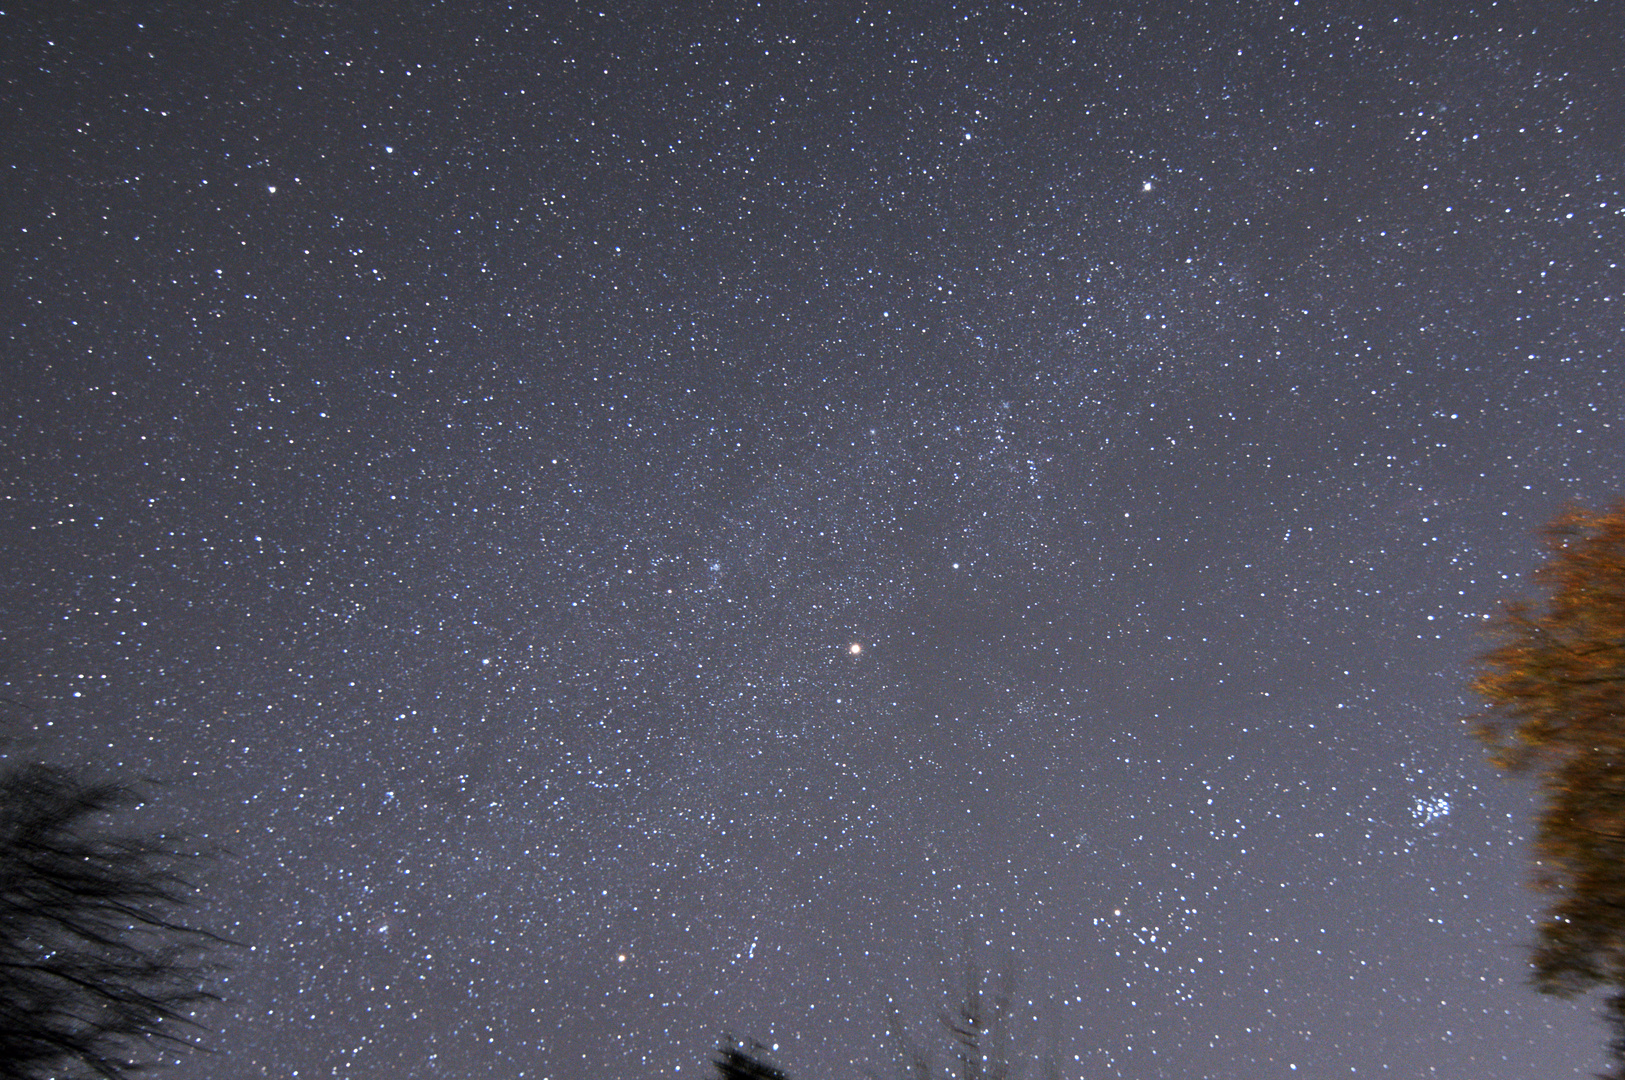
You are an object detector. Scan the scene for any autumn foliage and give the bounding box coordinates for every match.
[1473,501,1625,1071]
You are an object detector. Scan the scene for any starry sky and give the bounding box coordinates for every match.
[3,2,1623,1078]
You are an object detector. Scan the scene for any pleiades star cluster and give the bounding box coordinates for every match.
[3,3,1623,1078]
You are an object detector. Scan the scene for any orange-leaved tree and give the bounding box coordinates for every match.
[1473,500,1625,1073]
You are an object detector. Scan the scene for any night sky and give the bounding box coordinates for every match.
[4,2,1624,1078]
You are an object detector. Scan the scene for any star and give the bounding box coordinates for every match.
[8,6,1611,1078]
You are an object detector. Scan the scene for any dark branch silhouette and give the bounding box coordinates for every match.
[0,764,228,1080]
[713,1036,791,1080]
[882,949,1059,1080]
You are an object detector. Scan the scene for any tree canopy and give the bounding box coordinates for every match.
[1472,500,1625,1072]
[0,764,225,1080]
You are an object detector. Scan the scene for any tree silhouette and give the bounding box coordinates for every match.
[713,1036,791,1080]
[1472,500,1625,1075]
[883,951,1058,1080]
[0,763,226,1080]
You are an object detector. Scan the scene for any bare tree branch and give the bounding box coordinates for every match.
[0,764,229,1080]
